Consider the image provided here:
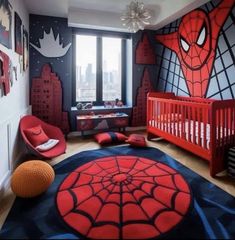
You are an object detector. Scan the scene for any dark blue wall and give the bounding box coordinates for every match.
[29,14,73,121]
[132,30,158,105]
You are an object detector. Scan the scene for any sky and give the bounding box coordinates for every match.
[76,35,121,74]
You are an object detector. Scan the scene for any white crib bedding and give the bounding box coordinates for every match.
[149,119,233,149]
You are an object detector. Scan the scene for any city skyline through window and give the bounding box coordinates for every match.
[102,37,122,101]
[76,35,97,102]
[75,35,122,103]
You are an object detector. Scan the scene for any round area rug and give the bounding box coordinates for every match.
[56,155,192,239]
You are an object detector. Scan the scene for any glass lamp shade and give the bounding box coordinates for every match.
[121,1,151,33]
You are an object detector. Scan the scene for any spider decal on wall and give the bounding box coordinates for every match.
[156,0,235,98]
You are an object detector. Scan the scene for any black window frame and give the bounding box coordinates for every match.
[72,28,130,106]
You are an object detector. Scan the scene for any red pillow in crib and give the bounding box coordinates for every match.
[94,132,127,145]
[126,134,147,147]
[157,113,182,122]
[24,125,50,147]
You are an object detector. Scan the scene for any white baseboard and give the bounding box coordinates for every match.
[0,150,25,201]
[0,151,25,201]
[0,106,31,201]
[0,171,11,200]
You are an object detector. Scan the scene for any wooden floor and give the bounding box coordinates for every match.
[0,130,235,230]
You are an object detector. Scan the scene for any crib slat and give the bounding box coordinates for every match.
[228,108,231,145]
[232,108,235,146]
[153,100,155,128]
[225,108,228,145]
[230,107,233,145]
[161,101,164,130]
[232,108,234,145]
[169,102,172,135]
[151,100,153,127]
[167,102,171,134]
[177,104,180,137]
[181,104,184,139]
[192,106,196,144]
[187,106,191,143]
[156,101,158,128]
[167,102,169,133]
[197,108,201,147]
[161,102,164,131]
[173,103,176,136]
[219,109,223,158]
[222,109,225,150]
[154,101,157,128]
[217,110,220,150]
[202,108,207,149]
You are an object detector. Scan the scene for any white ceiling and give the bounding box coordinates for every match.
[23,0,210,32]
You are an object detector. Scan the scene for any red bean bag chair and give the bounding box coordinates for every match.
[20,115,66,159]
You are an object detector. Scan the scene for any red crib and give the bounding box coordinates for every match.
[147,92,235,177]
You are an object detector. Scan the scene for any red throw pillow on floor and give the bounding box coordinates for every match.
[24,125,50,147]
[126,134,147,147]
[94,132,127,145]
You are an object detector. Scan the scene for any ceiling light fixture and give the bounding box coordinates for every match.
[121,1,151,33]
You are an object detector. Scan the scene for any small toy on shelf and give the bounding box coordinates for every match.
[115,98,123,107]
[76,102,83,110]
[76,102,93,110]
[83,102,93,109]
[104,101,115,108]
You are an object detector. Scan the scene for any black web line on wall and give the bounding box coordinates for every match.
[164,49,173,93]
[210,62,234,78]
[156,45,166,90]
[175,58,182,96]
[157,51,189,96]
[206,11,235,99]
[211,63,223,100]
[170,52,177,93]
[218,41,234,98]
[208,83,235,99]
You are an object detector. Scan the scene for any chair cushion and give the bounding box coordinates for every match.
[94,132,127,145]
[36,139,59,152]
[24,125,50,147]
[126,134,147,147]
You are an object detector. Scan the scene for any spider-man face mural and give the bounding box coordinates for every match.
[156,0,235,97]
[179,10,211,70]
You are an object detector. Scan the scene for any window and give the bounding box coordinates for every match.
[102,37,122,101]
[74,33,126,105]
[76,35,97,102]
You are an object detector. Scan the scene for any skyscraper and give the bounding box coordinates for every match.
[31,64,70,133]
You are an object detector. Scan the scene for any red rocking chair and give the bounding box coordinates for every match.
[20,115,66,159]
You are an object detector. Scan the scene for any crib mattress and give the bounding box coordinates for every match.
[149,120,233,149]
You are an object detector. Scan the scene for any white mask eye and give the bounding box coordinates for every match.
[197,25,206,46]
[180,37,189,52]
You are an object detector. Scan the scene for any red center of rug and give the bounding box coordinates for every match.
[56,156,192,239]
[111,173,132,185]
[113,173,127,182]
